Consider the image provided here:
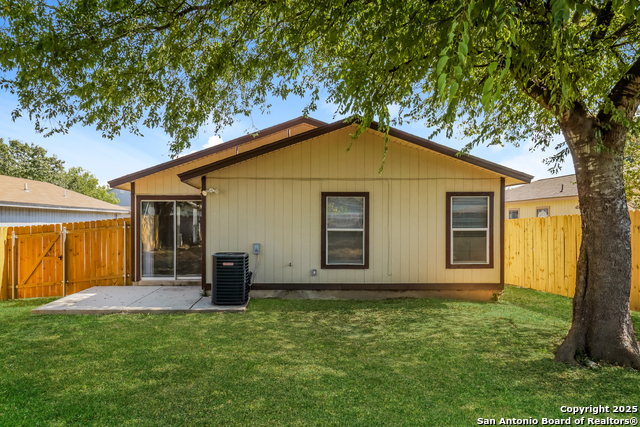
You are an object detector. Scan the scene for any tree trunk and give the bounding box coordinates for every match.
[554,108,640,368]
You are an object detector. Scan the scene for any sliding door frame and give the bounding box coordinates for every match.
[136,195,202,281]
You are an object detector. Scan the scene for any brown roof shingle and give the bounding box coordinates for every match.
[505,174,578,202]
[0,175,129,213]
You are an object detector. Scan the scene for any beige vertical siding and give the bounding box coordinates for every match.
[133,123,318,195]
[205,126,503,285]
[505,197,579,219]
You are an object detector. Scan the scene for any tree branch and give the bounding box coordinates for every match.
[590,1,614,42]
[522,77,559,116]
[599,56,640,122]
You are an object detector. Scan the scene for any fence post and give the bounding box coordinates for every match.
[11,231,15,300]
[62,227,67,297]
[123,222,127,285]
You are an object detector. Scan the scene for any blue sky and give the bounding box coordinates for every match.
[0,90,574,186]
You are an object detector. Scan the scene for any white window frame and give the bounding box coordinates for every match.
[450,195,490,265]
[322,192,369,269]
[325,196,365,266]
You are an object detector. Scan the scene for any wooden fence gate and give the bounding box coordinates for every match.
[0,218,131,299]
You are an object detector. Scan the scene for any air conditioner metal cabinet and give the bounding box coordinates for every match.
[212,252,250,305]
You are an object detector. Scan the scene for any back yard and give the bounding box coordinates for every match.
[1,286,639,426]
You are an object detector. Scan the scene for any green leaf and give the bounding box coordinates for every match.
[454,66,463,80]
[449,81,459,99]
[483,77,494,94]
[437,73,447,96]
[436,56,449,76]
[482,92,492,110]
[488,62,498,74]
[458,42,468,57]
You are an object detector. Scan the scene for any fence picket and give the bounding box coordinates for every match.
[0,218,132,300]
[505,213,640,311]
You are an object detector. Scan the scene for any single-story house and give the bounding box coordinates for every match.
[505,174,579,219]
[108,117,532,300]
[0,175,130,226]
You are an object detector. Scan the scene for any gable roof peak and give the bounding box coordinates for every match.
[108,116,326,188]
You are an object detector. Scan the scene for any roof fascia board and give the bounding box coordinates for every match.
[505,195,579,203]
[0,201,129,213]
[178,119,351,181]
[377,123,533,184]
[179,120,533,184]
[108,116,327,188]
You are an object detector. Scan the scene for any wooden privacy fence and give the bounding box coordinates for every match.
[505,212,640,312]
[0,218,131,300]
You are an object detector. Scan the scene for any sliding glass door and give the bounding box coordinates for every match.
[176,201,202,278]
[141,200,202,279]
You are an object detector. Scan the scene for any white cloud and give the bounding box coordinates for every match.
[203,135,223,149]
[176,150,196,158]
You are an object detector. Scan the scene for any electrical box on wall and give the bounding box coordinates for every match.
[253,243,260,254]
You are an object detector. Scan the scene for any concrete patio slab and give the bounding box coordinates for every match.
[31,286,248,314]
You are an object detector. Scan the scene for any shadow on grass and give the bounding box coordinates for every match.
[0,297,58,308]
[1,287,640,426]
[250,297,455,313]
[501,285,573,322]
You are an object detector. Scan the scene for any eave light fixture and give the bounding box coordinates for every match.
[201,188,218,197]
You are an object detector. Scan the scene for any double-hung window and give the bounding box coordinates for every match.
[321,192,369,269]
[446,192,494,269]
[536,207,550,218]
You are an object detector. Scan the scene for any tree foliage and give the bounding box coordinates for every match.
[0,138,119,204]
[625,135,640,208]
[0,0,637,160]
[0,137,65,185]
[63,166,119,204]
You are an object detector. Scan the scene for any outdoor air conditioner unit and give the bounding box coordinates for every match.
[212,252,251,305]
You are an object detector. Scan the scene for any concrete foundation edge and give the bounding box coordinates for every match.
[249,289,500,301]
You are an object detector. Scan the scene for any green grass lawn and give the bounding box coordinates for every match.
[1,286,639,427]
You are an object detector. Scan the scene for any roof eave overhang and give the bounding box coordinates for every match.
[178,120,534,184]
[107,116,327,188]
[0,201,129,213]
[505,195,579,204]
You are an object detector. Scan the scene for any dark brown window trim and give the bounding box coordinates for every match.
[131,182,138,282]
[201,177,207,290]
[135,194,203,282]
[321,192,370,269]
[446,191,495,269]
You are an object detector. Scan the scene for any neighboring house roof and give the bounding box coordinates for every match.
[505,174,578,203]
[177,119,533,185]
[0,175,130,213]
[108,116,327,188]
